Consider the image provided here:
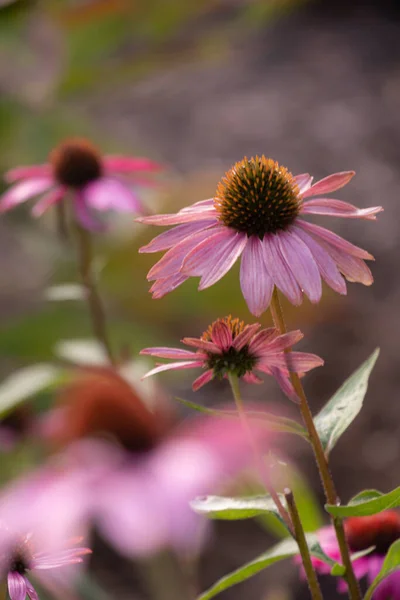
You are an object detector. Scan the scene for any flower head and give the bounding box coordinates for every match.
[140,315,323,396]
[305,512,400,598]
[138,156,382,315]
[0,137,162,230]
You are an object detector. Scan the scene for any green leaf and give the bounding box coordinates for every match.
[314,349,379,454]
[175,397,307,438]
[197,534,334,600]
[0,364,62,417]
[326,488,400,518]
[364,540,400,600]
[191,495,285,524]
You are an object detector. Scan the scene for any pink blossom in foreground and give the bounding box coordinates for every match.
[0,138,162,230]
[138,156,382,315]
[140,315,323,398]
[302,512,400,598]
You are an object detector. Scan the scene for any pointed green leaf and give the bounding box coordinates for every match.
[197,534,334,600]
[191,495,285,524]
[364,540,400,600]
[0,364,62,417]
[326,487,400,518]
[175,397,307,438]
[314,349,379,454]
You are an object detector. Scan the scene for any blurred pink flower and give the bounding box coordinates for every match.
[0,138,162,230]
[138,156,382,315]
[302,512,400,598]
[140,315,323,397]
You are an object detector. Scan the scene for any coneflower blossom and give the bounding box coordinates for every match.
[138,156,382,315]
[140,315,323,396]
[303,512,400,598]
[0,138,162,230]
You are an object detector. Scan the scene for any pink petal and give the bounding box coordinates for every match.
[136,208,217,226]
[192,369,214,391]
[0,178,54,212]
[5,164,51,183]
[269,368,298,402]
[277,229,322,303]
[242,372,263,384]
[300,198,383,220]
[317,241,373,286]
[84,177,145,213]
[179,199,214,213]
[182,228,240,276]
[104,156,163,173]
[73,193,105,231]
[302,171,355,198]
[198,233,247,290]
[262,234,302,305]
[297,220,373,260]
[232,324,261,351]
[139,220,216,253]
[261,330,304,353]
[240,236,274,317]
[142,361,203,379]
[294,173,313,194]
[247,328,278,355]
[182,338,222,355]
[258,352,324,373]
[293,225,346,295]
[140,347,198,360]
[8,572,27,600]
[150,273,188,299]
[31,186,67,217]
[25,579,39,600]
[147,228,220,281]
[211,321,232,351]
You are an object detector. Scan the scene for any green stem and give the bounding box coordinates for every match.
[284,488,323,600]
[270,288,361,600]
[75,224,115,366]
[227,373,293,535]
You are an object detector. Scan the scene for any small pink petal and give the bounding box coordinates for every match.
[240,236,274,317]
[8,572,27,600]
[247,328,278,355]
[211,321,232,351]
[136,208,217,226]
[84,177,145,213]
[179,199,214,213]
[242,372,263,384]
[232,324,261,351]
[5,164,51,183]
[25,579,39,600]
[318,241,374,286]
[262,235,302,305]
[294,173,313,194]
[278,229,322,303]
[297,220,373,260]
[140,347,198,360]
[0,178,54,212]
[104,156,163,173]
[198,233,247,290]
[192,370,214,391]
[261,330,304,353]
[31,186,67,217]
[182,338,222,355]
[302,171,355,198]
[139,220,216,253]
[142,361,203,379]
[258,352,324,373]
[300,198,383,220]
[73,193,105,231]
[182,228,242,277]
[150,273,188,298]
[269,368,299,402]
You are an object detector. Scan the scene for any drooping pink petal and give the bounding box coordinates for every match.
[192,370,214,391]
[84,177,145,213]
[269,368,298,402]
[262,234,302,305]
[211,320,232,351]
[260,330,304,353]
[247,328,278,355]
[136,208,217,226]
[139,220,217,253]
[31,186,67,217]
[294,173,313,194]
[182,338,221,355]
[147,228,221,281]
[140,347,198,360]
[258,352,324,373]
[104,156,163,173]
[242,372,263,384]
[25,578,39,600]
[278,230,322,303]
[302,171,355,198]
[142,361,203,379]
[8,572,27,600]
[0,178,54,212]
[297,220,373,260]
[150,273,189,299]
[317,241,374,286]
[182,228,242,277]
[198,233,247,290]
[293,225,346,295]
[5,165,51,183]
[73,193,105,231]
[240,236,274,317]
[232,324,261,351]
[300,198,383,220]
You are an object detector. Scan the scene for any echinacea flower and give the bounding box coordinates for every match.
[138,156,382,315]
[0,138,162,230]
[140,315,323,396]
[304,512,400,598]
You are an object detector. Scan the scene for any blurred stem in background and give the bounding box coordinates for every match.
[75,223,116,365]
[269,288,361,600]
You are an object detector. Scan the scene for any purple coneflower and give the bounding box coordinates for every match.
[138,156,382,315]
[0,138,162,230]
[140,315,323,396]
[304,512,400,598]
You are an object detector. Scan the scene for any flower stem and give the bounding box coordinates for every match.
[227,373,293,535]
[75,224,115,366]
[284,488,323,600]
[270,288,361,600]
